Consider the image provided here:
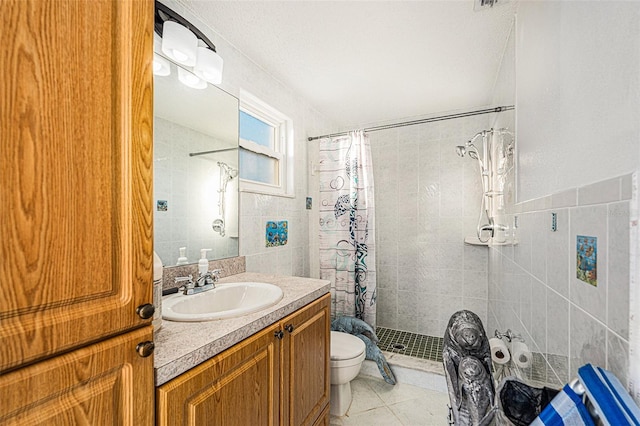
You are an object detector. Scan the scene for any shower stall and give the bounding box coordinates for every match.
[310,106,515,363]
[348,111,512,361]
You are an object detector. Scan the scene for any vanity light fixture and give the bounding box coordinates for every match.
[154,1,223,85]
[161,21,197,66]
[194,46,223,85]
[153,53,171,76]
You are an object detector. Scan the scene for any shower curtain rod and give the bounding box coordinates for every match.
[189,147,237,157]
[307,105,514,141]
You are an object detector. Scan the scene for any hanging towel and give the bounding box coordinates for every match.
[578,364,640,425]
[530,384,595,426]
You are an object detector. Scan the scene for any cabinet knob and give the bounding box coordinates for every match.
[136,341,155,357]
[274,330,284,340]
[136,303,155,320]
[284,324,294,333]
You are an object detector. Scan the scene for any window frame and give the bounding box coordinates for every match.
[239,90,294,197]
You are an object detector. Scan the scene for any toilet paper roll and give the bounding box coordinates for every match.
[511,341,532,368]
[489,338,511,365]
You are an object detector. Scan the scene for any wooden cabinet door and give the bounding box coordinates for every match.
[281,294,331,426]
[312,405,330,426]
[0,326,155,425]
[157,323,281,426]
[0,0,154,373]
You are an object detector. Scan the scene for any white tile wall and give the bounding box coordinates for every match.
[488,174,633,386]
[370,115,491,337]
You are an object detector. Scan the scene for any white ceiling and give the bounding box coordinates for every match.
[181,0,516,128]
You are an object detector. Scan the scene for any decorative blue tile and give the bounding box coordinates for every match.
[266,221,288,247]
[576,235,597,286]
[157,200,168,211]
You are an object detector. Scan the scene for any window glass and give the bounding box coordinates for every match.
[239,110,274,149]
[239,148,279,186]
[239,90,293,196]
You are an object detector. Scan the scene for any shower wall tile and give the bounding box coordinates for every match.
[513,212,532,272]
[546,208,569,297]
[418,191,441,219]
[546,289,569,356]
[607,331,629,385]
[518,274,532,335]
[398,291,419,317]
[577,176,621,206]
[463,269,488,299]
[569,305,607,380]
[438,217,464,243]
[377,288,398,315]
[417,318,443,338]
[397,268,418,292]
[376,242,398,266]
[372,115,491,337]
[551,189,578,209]
[398,192,419,218]
[417,218,440,243]
[607,201,630,339]
[433,268,464,296]
[489,175,632,388]
[377,265,398,289]
[397,314,418,333]
[438,295,464,324]
[531,211,547,283]
[463,245,488,271]
[530,278,548,353]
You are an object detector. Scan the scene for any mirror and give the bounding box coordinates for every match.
[153,39,239,267]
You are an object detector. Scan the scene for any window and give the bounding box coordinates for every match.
[239,90,293,196]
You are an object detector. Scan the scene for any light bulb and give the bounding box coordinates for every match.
[161,21,197,66]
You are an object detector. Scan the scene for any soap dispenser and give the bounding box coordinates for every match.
[176,247,188,265]
[198,249,212,275]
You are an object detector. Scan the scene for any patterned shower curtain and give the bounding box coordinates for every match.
[319,131,377,327]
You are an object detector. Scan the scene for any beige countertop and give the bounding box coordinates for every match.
[153,272,330,386]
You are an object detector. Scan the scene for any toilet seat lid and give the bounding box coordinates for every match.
[330,331,366,361]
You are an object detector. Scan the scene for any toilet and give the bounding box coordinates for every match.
[330,331,367,416]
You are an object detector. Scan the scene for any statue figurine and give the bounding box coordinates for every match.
[457,357,495,426]
[331,316,396,385]
[442,310,494,425]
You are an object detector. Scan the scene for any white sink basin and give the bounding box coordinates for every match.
[162,282,284,322]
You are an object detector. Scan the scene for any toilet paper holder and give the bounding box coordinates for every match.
[494,329,524,343]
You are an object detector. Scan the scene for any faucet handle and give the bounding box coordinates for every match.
[175,274,194,294]
[211,269,222,281]
[175,274,193,284]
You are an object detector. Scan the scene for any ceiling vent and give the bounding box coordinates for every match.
[474,0,510,11]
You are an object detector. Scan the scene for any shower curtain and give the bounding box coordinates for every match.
[319,131,377,327]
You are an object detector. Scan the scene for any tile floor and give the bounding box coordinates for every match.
[329,375,451,426]
[376,327,444,362]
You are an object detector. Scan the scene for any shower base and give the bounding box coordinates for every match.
[376,326,443,363]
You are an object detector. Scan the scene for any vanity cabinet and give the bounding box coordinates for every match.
[281,294,331,426]
[0,0,154,423]
[156,293,331,426]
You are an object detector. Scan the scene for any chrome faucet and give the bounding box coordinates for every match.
[174,269,222,295]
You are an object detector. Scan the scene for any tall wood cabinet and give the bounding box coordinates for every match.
[0,0,155,423]
[157,294,331,426]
